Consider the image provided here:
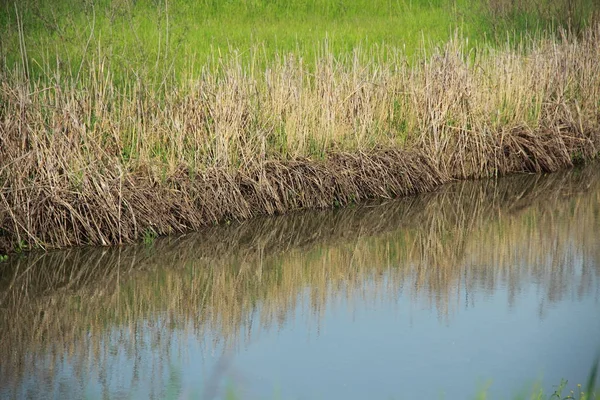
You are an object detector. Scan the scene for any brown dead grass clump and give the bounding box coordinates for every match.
[0,148,445,252]
[1,25,600,253]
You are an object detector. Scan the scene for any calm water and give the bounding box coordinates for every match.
[1,167,600,400]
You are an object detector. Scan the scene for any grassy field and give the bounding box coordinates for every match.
[1,0,600,253]
[1,0,598,80]
[1,0,488,79]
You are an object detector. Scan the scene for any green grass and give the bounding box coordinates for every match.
[2,0,596,85]
[0,0,489,81]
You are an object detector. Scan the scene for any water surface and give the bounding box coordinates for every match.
[1,166,600,399]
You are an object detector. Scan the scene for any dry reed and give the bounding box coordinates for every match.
[1,25,600,253]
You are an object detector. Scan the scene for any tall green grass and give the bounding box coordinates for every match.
[485,0,600,35]
[2,0,597,88]
[0,0,489,81]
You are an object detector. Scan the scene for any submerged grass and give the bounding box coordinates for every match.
[1,2,600,253]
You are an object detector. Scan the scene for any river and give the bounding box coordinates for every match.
[1,165,599,399]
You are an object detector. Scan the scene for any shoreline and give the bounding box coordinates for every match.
[1,133,597,255]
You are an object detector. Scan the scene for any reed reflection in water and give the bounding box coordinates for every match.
[1,165,599,399]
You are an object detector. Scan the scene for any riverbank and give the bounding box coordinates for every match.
[1,21,600,254]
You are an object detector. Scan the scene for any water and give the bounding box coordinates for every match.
[1,166,600,400]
